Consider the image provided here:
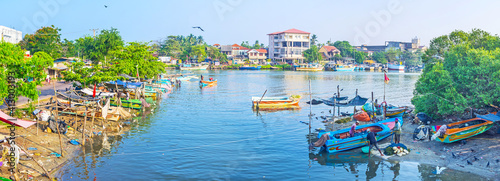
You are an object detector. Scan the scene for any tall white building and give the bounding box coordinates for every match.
[0,26,22,44]
[268,28,310,62]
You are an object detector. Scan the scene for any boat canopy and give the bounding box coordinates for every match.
[108,80,144,89]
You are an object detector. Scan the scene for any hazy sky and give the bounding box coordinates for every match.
[1,0,499,46]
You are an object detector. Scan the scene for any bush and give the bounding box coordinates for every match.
[226,64,242,69]
[261,65,272,69]
[275,64,291,70]
[165,64,179,68]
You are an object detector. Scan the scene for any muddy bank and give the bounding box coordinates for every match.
[316,115,500,180]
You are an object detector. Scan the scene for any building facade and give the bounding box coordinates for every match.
[318,46,341,61]
[247,49,268,64]
[0,26,22,44]
[268,28,310,63]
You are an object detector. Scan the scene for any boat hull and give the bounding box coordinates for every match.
[251,96,301,107]
[317,117,402,153]
[387,64,405,71]
[239,66,262,70]
[334,67,355,71]
[431,118,493,143]
[110,98,142,110]
[180,65,208,70]
[296,67,323,71]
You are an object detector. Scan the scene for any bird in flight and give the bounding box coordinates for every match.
[104,5,108,8]
[193,26,204,31]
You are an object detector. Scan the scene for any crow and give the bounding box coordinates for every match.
[471,148,475,152]
[452,152,457,158]
[496,159,499,163]
[474,156,479,161]
[104,5,108,8]
[193,26,204,31]
[486,161,490,167]
[467,160,473,165]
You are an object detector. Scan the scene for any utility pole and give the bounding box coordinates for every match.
[90,29,99,39]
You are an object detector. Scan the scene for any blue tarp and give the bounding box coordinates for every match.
[475,113,500,122]
[108,80,143,89]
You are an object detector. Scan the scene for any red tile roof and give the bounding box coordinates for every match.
[248,49,267,53]
[268,28,310,35]
[323,46,338,52]
[213,44,220,46]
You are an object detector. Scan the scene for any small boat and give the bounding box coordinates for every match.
[387,62,405,71]
[239,66,262,70]
[110,98,142,110]
[336,95,368,107]
[316,117,403,153]
[251,95,301,108]
[177,75,199,81]
[384,108,406,118]
[179,63,209,70]
[431,118,493,143]
[334,64,355,71]
[199,80,217,87]
[322,96,349,106]
[296,63,324,71]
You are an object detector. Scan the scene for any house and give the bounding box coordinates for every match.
[355,37,426,53]
[268,28,310,63]
[219,44,250,63]
[0,25,22,44]
[318,46,341,61]
[247,49,268,64]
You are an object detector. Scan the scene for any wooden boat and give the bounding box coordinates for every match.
[199,80,217,87]
[239,66,262,70]
[251,95,301,108]
[296,63,324,71]
[110,98,142,110]
[252,105,301,113]
[387,62,404,71]
[334,64,355,71]
[385,108,406,118]
[179,63,209,70]
[316,117,402,153]
[431,118,493,143]
[127,90,158,101]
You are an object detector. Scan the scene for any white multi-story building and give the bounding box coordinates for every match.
[268,28,310,63]
[0,26,22,44]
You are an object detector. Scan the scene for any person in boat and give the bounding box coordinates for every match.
[367,129,384,157]
[393,118,402,144]
[201,75,204,81]
[349,121,360,137]
[209,77,213,81]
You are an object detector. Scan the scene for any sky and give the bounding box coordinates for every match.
[1,0,500,47]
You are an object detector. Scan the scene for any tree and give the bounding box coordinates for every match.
[252,40,261,49]
[372,51,387,64]
[240,41,251,48]
[61,39,76,57]
[190,45,206,62]
[412,29,500,119]
[110,42,166,79]
[75,28,123,64]
[19,25,62,59]
[303,45,322,63]
[0,41,53,105]
[333,41,354,58]
[353,51,367,64]
[310,34,318,46]
[385,48,400,63]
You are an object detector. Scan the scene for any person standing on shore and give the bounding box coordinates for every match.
[367,129,384,157]
[393,118,402,144]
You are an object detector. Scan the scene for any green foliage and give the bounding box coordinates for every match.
[19,25,62,59]
[75,28,124,64]
[190,45,207,62]
[412,29,500,119]
[354,51,367,64]
[0,41,53,104]
[110,42,166,79]
[333,41,354,58]
[160,35,206,62]
[303,45,322,63]
[310,34,318,46]
[61,39,77,57]
[274,64,291,70]
[226,64,242,69]
[260,65,272,69]
[385,48,400,63]
[372,51,387,64]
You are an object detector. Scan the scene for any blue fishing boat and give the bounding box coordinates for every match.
[239,66,262,70]
[315,117,403,153]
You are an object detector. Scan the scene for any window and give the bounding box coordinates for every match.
[274,42,279,46]
[274,35,278,39]
[282,42,287,47]
[293,42,301,47]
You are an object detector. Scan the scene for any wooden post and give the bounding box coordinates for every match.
[53,82,64,157]
[354,89,358,113]
[82,105,88,146]
[90,105,96,138]
[371,92,375,120]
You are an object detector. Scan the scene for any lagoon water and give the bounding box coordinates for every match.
[57,70,486,180]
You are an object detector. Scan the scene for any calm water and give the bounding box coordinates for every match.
[57,70,487,180]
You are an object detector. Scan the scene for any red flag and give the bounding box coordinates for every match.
[93,83,97,98]
[384,73,390,84]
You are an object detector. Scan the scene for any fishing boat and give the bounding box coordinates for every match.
[387,62,405,71]
[127,90,158,101]
[177,75,199,81]
[239,66,262,70]
[322,96,349,106]
[316,117,403,153]
[110,98,142,110]
[334,64,355,71]
[199,80,217,87]
[296,63,324,71]
[384,108,406,118]
[431,118,493,143]
[251,95,301,108]
[179,63,209,70]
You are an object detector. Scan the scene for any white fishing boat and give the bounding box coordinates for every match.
[180,63,209,70]
[387,62,405,71]
[296,63,324,71]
